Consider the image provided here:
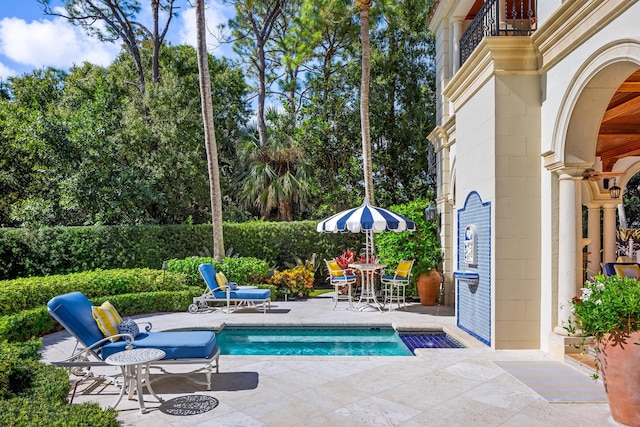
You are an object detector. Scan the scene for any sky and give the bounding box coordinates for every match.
[0,0,236,80]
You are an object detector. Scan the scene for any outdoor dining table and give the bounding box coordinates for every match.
[348,263,386,311]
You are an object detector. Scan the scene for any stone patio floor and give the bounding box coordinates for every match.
[40,296,616,426]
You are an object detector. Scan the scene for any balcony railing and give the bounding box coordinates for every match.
[460,0,537,66]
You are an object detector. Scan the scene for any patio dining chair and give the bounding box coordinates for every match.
[325,259,357,310]
[381,260,414,311]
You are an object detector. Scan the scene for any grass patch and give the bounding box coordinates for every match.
[310,289,333,297]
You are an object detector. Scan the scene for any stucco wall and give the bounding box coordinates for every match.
[494,74,541,349]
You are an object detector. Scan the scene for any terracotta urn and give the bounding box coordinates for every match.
[597,329,640,427]
[417,269,441,306]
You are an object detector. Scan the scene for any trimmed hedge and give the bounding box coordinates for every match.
[0,222,360,280]
[0,290,201,343]
[167,256,271,287]
[0,268,190,316]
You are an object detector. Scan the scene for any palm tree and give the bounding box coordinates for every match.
[238,130,310,221]
[195,0,225,260]
[356,0,375,205]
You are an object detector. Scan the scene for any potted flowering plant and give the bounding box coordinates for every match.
[332,250,379,294]
[565,274,640,426]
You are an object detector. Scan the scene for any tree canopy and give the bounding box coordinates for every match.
[1,0,437,227]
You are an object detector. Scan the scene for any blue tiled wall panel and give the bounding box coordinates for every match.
[457,191,491,346]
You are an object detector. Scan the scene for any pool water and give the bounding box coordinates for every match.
[215,326,464,356]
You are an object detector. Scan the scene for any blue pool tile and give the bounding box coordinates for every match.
[399,332,465,353]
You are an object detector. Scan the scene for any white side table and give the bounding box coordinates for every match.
[105,348,165,413]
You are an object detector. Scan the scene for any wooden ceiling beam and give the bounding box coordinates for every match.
[599,143,640,159]
[603,95,640,121]
[599,124,640,134]
[618,82,640,92]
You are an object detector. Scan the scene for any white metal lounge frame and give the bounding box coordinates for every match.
[48,302,220,391]
[189,263,271,314]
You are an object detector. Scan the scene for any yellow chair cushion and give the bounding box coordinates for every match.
[614,264,640,279]
[327,261,343,277]
[215,271,228,290]
[396,261,412,278]
[92,301,123,341]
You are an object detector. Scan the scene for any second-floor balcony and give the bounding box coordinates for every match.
[460,0,537,66]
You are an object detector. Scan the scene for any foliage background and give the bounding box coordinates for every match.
[0,0,437,228]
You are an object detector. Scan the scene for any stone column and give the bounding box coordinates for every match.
[586,204,601,279]
[602,204,617,264]
[452,18,463,74]
[555,173,579,334]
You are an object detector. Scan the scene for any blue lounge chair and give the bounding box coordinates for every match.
[188,263,272,314]
[47,291,220,390]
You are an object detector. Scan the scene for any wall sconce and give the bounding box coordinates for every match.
[425,201,438,222]
[609,178,621,199]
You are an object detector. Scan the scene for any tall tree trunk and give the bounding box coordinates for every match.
[257,43,268,147]
[358,0,375,205]
[195,0,225,261]
[151,0,161,84]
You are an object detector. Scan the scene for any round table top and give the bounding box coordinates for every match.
[348,263,386,271]
[105,348,166,366]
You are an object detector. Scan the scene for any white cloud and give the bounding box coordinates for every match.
[0,16,120,71]
[178,1,234,56]
[0,61,16,80]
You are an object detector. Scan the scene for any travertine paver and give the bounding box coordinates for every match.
[40,296,614,426]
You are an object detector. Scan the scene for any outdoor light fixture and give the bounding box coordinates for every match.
[425,201,438,222]
[609,178,622,199]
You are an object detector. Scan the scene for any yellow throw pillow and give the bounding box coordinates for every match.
[215,271,228,290]
[92,301,123,341]
[614,264,640,279]
[327,261,343,277]
[396,261,412,278]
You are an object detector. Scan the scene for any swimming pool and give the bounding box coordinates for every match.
[214,326,464,356]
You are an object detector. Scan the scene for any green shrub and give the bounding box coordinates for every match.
[0,341,119,426]
[0,398,119,427]
[0,268,188,316]
[376,198,442,294]
[0,222,360,280]
[0,289,200,343]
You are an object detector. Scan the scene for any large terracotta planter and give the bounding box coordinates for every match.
[417,269,441,306]
[597,329,640,427]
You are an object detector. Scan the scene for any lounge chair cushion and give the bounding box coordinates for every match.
[212,288,272,300]
[101,330,217,360]
[92,301,123,341]
[49,292,218,361]
[118,318,140,338]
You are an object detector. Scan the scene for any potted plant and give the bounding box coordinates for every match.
[376,198,442,305]
[565,274,640,427]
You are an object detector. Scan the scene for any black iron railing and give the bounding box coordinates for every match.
[460,0,537,66]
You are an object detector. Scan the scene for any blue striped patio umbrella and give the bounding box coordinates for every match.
[316,198,416,259]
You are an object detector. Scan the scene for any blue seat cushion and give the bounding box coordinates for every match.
[101,330,216,360]
[212,289,271,299]
[331,275,356,282]
[381,275,409,281]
